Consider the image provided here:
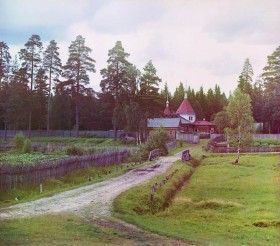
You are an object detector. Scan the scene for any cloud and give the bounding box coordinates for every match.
[203,0,280,44]
[0,0,109,43]
[2,0,280,97]
[89,0,166,35]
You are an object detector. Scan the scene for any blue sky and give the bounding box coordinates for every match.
[1,0,280,95]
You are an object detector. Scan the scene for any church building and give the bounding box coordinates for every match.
[147,90,216,140]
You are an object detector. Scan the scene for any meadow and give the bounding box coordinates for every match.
[114,153,280,245]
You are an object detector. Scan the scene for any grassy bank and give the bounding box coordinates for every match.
[114,153,280,245]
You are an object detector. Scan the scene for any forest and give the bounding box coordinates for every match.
[0,35,279,135]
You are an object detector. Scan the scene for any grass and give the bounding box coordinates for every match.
[0,213,134,246]
[114,153,280,245]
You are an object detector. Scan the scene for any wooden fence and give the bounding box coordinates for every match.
[253,134,280,139]
[177,133,200,143]
[166,140,177,151]
[210,134,280,141]
[0,130,126,139]
[0,150,130,192]
[210,146,280,153]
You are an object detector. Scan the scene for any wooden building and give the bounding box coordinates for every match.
[147,91,216,139]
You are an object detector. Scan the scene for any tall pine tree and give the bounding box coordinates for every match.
[19,34,43,136]
[64,35,96,136]
[43,40,62,135]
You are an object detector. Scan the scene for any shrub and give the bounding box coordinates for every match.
[14,133,25,151]
[66,146,84,156]
[178,138,184,147]
[141,127,170,159]
[23,139,32,153]
[80,133,97,138]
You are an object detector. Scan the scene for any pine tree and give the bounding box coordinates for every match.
[262,46,280,133]
[19,34,43,136]
[172,82,184,111]
[237,58,253,95]
[64,35,96,136]
[100,41,130,139]
[34,68,48,129]
[139,60,162,117]
[0,41,11,83]
[43,40,62,134]
[140,60,161,95]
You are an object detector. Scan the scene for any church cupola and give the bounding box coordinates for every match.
[163,95,172,117]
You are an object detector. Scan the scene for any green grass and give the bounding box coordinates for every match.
[114,153,280,245]
[0,213,132,246]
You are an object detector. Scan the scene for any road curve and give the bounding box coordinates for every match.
[0,153,182,219]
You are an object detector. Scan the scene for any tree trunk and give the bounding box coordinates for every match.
[76,103,79,137]
[235,126,241,164]
[28,58,34,138]
[28,111,32,138]
[47,67,52,137]
[4,112,7,142]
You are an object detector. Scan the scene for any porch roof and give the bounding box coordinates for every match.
[147,118,181,128]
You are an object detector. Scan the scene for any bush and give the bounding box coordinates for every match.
[66,146,84,156]
[141,127,170,159]
[23,139,32,153]
[80,133,97,138]
[178,138,184,147]
[14,133,25,151]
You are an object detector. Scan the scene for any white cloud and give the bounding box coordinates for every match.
[3,0,280,97]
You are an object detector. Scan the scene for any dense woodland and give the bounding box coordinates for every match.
[0,35,279,135]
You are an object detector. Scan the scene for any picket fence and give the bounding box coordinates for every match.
[0,130,126,139]
[210,146,280,153]
[210,134,280,141]
[0,150,130,192]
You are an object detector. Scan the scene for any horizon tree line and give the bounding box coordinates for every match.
[0,35,279,137]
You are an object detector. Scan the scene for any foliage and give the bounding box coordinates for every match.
[141,127,170,158]
[63,35,96,136]
[238,58,253,95]
[225,88,254,163]
[66,145,84,156]
[0,153,68,166]
[14,132,25,151]
[23,139,32,153]
[213,110,229,133]
[43,40,62,133]
[178,138,184,148]
[0,41,11,83]
[253,138,280,147]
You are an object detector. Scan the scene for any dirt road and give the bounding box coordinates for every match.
[0,153,181,219]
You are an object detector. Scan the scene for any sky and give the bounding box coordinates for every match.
[1,0,280,96]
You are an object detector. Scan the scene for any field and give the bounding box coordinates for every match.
[114,153,280,245]
[0,153,68,165]
[1,138,279,245]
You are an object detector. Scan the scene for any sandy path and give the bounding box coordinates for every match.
[0,153,181,219]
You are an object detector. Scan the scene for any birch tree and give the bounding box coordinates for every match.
[225,88,254,164]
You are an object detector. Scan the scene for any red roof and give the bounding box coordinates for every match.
[164,106,172,116]
[194,120,215,126]
[176,99,195,115]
